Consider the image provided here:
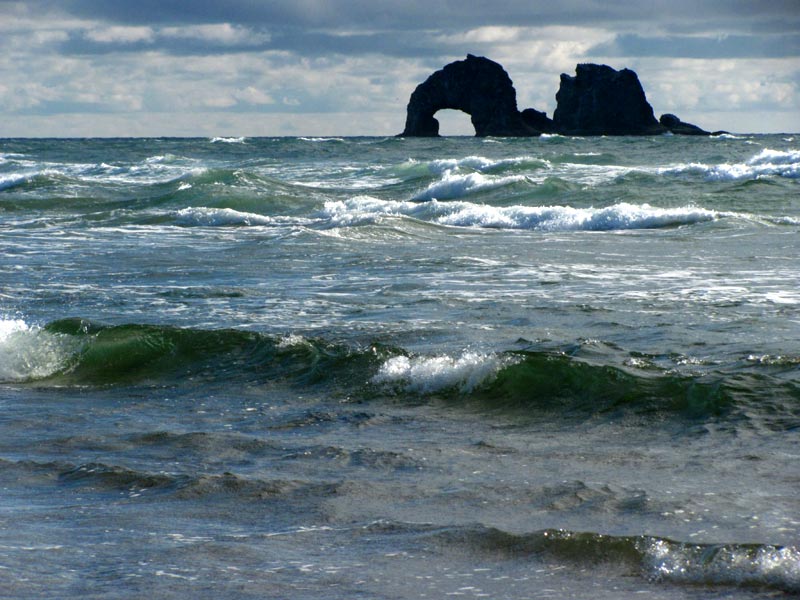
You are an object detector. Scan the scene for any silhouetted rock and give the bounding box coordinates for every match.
[400,55,537,137]
[659,113,710,135]
[553,64,666,135]
[399,57,720,137]
[520,108,556,133]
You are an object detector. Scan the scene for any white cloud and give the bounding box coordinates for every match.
[233,86,275,105]
[611,57,800,132]
[31,30,70,45]
[86,26,155,44]
[160,23,270,46]
[0,3,797,136]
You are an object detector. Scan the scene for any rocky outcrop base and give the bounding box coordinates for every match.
[660,113,709,135]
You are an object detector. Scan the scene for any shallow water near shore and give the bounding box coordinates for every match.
[1,134,799,598]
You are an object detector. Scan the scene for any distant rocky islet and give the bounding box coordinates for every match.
[401,54,724,137]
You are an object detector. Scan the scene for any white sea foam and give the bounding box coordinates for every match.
[299,137,345,142]
[0,319,77,382]
[210,137,246,144]
[747,148,800,166]
[174,207,276,227]
[276,334,310,349]
[0,154,205,188]
[412,170,528,201]
[0,173,31,191]
[661,148,800,180]
[425,155,546,176]
[372,351,511,394]
[489,202,719,231]
[321,197,723,232]
[644,538,800,591]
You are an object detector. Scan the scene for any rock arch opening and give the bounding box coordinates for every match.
[435,109,476,136]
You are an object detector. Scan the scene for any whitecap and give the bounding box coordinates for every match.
[276,334,310,349]
[318,197,404,228]
[425,155,545,176]
[412,170,528,201]
[371,351,513,394]
[210,137,246,144]
[746,148,800,166]
[174,207,275,227]
[437,202,721,231]
[0,319,78,382]
[643,538,800,592]
[144,154,175,164]
[661,148,800,180]
[0,173,32,191]
[321,197,723,232]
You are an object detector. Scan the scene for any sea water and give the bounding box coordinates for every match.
[0,134,798,599]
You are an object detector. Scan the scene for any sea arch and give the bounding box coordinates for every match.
[400,55,529,137]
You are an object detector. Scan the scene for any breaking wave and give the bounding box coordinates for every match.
[422,525,800,594]
[0,319,81,382]
[174,207,280,227]
[322,197,724,231]
[371,351,513,394]
[3,318,797,427]
[209,137,246,144]
[661,148,800,180]
[422,155,549,175]
[412,170,529,201]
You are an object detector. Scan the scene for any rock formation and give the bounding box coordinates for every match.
[520,108,556,134]
[400,55,538,137]
[400,56,717,137]
[553,64,665,136]
[659,113,709,135]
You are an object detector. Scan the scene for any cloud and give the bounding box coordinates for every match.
[160,23,270,46]
[85,25,155,44]
[591,33,800,59]
[1,0,799,135]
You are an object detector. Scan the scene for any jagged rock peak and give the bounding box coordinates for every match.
[553,63,665,136]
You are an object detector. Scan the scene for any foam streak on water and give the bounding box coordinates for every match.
[0,135,798,599]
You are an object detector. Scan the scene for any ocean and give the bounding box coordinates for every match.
[0,133,798,599]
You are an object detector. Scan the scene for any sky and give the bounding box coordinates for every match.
[1,0,799,137]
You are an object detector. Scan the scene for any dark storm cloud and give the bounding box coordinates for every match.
[50,0,800,34]
[34,0,799,65]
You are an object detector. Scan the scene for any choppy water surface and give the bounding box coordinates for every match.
[1,134,799,598]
